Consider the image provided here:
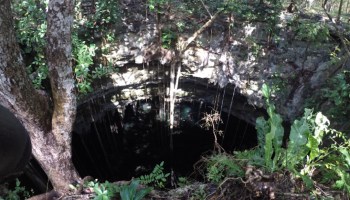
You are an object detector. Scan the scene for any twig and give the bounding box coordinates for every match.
[275,192,310,198]
[200,0,212,17]
[219,177,247,188]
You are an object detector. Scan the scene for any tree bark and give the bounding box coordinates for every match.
[0,0,80,196]
[336,0,344,24]
[46,0,77,152]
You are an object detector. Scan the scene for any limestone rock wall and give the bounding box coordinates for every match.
[90,1,345,121]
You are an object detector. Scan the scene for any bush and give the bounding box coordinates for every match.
[0,179,32,200]
[139,161,170,188]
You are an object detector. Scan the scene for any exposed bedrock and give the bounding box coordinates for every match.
[93,13,345,122]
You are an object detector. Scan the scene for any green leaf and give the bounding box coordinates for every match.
[300,174,314,189]
[264,130,274,170]
[262,83,270,100]
[289,119,309,147]
[306,135,319,161]
[339,147,350,167]
[256,117,268,150]
[134,187,152,200]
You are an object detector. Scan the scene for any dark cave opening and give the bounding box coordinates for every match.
[71,95,258,183]
[7,90,260,195]
[7,91,261,195]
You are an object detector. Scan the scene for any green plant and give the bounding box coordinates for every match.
[92,64,116,79]
[12,0,49,89]
[246,37,263,58]
[295,21,329,43]
[177,177,190,187]
[139,161,170,188]
[119,180,152,200]
[13,0,119,92]
[161,29,177,49]
[322,70,350,117]
[93,183,111,200]
[190,185,207,200]
[72,36,97,94]
[206,154,245,183]
[94,0,119,26]
[256,84,350,194]
[287,110,350,193]
[147,0,168,12]
[0,179,33,200]
[202,84,350,195]
[85,180,120,200]
[30,54,49,89]
[255,84,284,172]
[12,0,47,53]
[75,0,120,40]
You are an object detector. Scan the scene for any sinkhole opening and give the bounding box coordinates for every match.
[72,95,258,183]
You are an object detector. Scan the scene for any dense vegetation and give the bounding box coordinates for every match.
[2,0,350,199]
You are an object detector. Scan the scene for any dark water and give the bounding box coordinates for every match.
[72,98,257,182]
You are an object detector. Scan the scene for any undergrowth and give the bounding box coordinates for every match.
[0,179,33,200]
[12,0,119,95]
[83,162,168,200]
[138,161,169,189]
[203,84,350,198]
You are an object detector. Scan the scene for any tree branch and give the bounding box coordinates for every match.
[200,0,212,17]
[179,9,222,54]
[323,6,350,57]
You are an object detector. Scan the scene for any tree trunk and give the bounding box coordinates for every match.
[337,0,344,24]
[45,0,81,192]
[0,0,80,195]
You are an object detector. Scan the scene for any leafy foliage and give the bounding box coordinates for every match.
[0,179,33,200]
[93,183,113,200]
[85,179,152,200]
[206,154,245,183]
[12,0,48,89]
[177,177,190,187]
[322,70,350,118]
[161,29,177,49]
[295,21,329,43]
[258,84,350,194]
[147,0,169,12]
[12,0,119,94]
[221,0,282,22]
[139,161,170,188]
[119,180,152,200]
[75,0,120,41]
[190,185,207,200]
[72,36,97,94]
[203,84,350,196]
[256,84,284,172]
[85,180,121,200]
[260,84,350,193]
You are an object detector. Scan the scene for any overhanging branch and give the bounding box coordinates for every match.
[179,9,222,54]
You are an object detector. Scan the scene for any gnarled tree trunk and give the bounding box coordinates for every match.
[0,0,80,196]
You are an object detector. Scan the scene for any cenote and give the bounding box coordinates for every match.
[13,79,264,194]
[70,85,260,184]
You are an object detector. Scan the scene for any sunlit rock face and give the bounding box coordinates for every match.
[83,0,342,121]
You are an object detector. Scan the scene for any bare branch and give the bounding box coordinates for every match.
[200,0,212,17]
[179,9,222,54]
[323,6,350,57]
